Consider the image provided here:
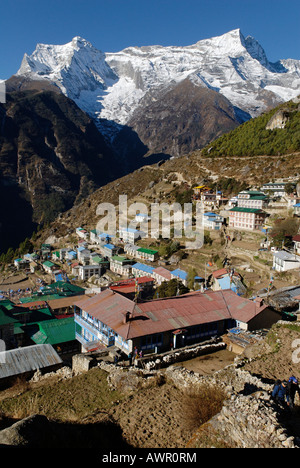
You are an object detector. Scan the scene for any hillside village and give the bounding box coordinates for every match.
[1,173,300,385]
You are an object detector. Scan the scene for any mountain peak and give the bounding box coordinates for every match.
[244,35,269,66]
[71,36,92,49]
[195,28,246,56]
[14,30,300,129]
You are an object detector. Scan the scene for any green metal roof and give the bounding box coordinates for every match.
[46,281,85,293]
[92,255,107,264]
[229,207,264,213]
[29,317,75,345]
[43,260,55,267]
[0,308,18,326]
[137,247,159,255]
[111,255,129,263]
[0,299,16,311]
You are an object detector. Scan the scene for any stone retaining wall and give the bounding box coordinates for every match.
[139,338,226,370]
[96,358,300,448]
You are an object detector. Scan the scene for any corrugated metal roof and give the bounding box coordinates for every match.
[153,267,172,280]
[74,289,268,341]
[132,263,155,274]
[171,269,188,280]
[0,344,62,379]
[30,317,75,345]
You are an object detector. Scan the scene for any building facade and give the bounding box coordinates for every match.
[74,289,279,355]
[229,207,267,231]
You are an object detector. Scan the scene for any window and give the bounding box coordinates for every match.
[141,333,163,350]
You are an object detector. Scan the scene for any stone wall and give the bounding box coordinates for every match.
[95,358,300,448]
[24,340,300,448]
[139,337,226,370]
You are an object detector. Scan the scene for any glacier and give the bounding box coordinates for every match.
[15,29,300,137]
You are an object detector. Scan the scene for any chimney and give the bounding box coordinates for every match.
[123,311,132,324]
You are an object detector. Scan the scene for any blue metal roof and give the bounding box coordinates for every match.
[132,263,155,274]
[171,268,188,280]
[120,227,140,233]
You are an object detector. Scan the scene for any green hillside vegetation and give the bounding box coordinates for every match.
[202,100,300,157]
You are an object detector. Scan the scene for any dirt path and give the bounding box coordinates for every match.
[173,349,236,375]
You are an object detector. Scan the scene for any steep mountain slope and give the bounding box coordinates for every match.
[202,97,300,157]
[13,29,300,157]
[0,89,120,252]
[37,97,300,245]
[126,79,241,157]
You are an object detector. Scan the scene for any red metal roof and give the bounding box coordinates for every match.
[74,289,268,341]
[153,267,172,280]
[110,276,154,294]
[212,268,228,278]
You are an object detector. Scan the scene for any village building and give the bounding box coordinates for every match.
[109,276,154,300]
[109,256,133,277]
[42,260,57,274]
[77,247,91,264]
[13,258,30,270]
[260,182,294,198]
[73,289,280,355]
[135,213,151,223]
[90,230,113,245]
[99,243,119,258]
[152,267,172,285]
[136,247,159,262]
[228,207,267,231]
[124,243,140,257]
[27,317,80,356]
[203,212,224,230]
[192,185,211,200]
[78,264,103,281]
[131,262,155,278]
[228,196,238,208]
[0,300,19,349]
[237,190,269,209]
[118,227,145,244]
[170,268,188,287]
[293,203,300,217]
[293,235,300,254]
[201,191,217,206]
[209,268,246,296]
[0,344,62,388]
[272,250,300,272]
[46,295,86,318]
[76,227,89,240]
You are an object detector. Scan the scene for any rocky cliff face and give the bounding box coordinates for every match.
[0,89,119,251]
[126,79,242,157]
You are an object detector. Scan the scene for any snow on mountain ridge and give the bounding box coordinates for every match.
[15,29,300,130]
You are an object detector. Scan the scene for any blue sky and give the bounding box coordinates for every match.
[1,0,299,79]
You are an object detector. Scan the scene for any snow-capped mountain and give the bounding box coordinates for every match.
[15,29,300,150]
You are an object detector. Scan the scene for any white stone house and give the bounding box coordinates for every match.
[272,250,300,272]
[203,212,224,230]
[78,264,103,281]
[76,227,89,240]
[109,256,132,277]
[118,227,145,244]
[152,267,172,285]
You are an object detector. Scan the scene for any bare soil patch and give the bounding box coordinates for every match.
[173,349,236,375]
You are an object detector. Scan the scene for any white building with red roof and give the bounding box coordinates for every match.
[74,289,280,355]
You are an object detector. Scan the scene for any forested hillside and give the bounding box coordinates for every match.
[202,99,300,157]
